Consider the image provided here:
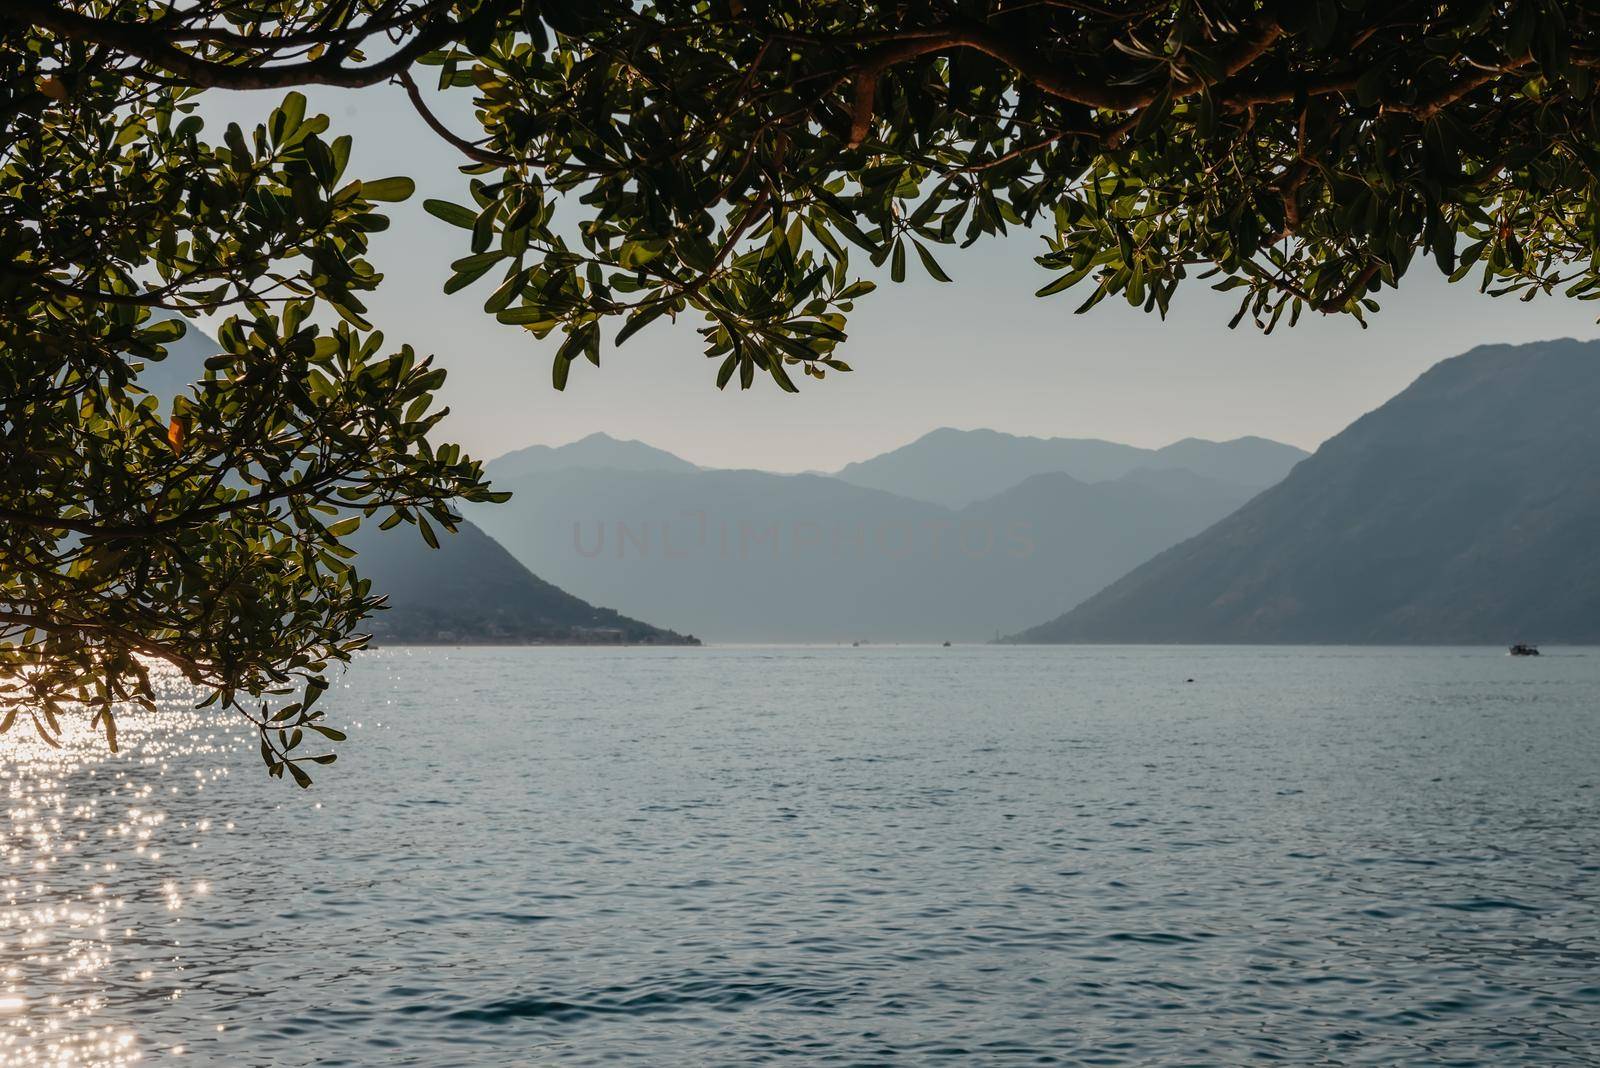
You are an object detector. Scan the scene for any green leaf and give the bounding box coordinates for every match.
[496,306,557,327]
[715,353,738,389]
[277,91,306,140]
[424,199,478,228]
[614,304,668,347]
[445,261,497,294]
[484,270,525,314]
[768,358,799,393]
[913,240,951,283]
[142,319,187,343]
[361,176,415,202]
[1036,270,1083,298]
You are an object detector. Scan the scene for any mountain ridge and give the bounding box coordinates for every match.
[1008,338,1600,645]
[832,427,1307,507]
[465,460,1258,642]
[488,432,699,480]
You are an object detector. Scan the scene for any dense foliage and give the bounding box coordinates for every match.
[1,10,504,782]
[5,0,1598,778]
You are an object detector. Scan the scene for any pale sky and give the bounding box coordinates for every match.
[206,86,1600,473]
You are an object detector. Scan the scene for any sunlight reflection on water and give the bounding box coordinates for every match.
[0,662,231,1066]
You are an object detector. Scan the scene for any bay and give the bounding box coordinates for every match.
[4,646,1598,1065]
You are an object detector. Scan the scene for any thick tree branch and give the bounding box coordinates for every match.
[827,15,1283,115]
[817,13,1284,152]
[11,0,483,90]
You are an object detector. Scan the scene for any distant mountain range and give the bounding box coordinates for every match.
[834,428,1307,508]
[1011,339,1600,644]
[133,326,695,645]
[131,326,1600,646]
[466,435,1285,642]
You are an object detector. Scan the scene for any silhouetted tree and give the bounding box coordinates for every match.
[4,1,1593,778]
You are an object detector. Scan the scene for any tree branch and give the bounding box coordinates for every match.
[12,0,485,91]
[396,69,518,167]
[822,15,1283,135]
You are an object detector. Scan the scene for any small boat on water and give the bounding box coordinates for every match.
[1509,643,1541,657]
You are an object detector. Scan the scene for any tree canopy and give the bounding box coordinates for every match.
[5,0,1597,780]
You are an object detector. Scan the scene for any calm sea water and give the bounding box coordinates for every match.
[3,646,1599,1066]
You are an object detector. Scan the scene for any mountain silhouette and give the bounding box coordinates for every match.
[489,432,698,480]
[346,519,697,644]
[1010,339,1600,644]
[834,427,1306,507]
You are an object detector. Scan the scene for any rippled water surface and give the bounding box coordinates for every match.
[4,645,1599,1065]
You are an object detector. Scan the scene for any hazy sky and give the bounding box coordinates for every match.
[208,86,1600,473]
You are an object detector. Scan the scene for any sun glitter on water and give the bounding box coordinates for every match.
[0,662,244,1066]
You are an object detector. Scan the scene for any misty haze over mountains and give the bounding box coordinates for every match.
[140,326,1600,647]
[464,430,1304,642]
[151,326,1297,643]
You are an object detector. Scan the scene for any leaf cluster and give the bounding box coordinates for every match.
[1,27,503,782]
